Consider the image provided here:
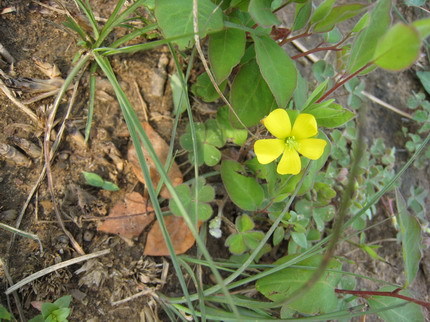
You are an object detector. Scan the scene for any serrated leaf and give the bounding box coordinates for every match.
[367,286,424,321]
[221,160,264,211]
[347,0,391,73]
[248,0,280,27]
[253,35,297,108]
[305,102,355,128]
[395,189,422,286]
[208,28,246,83]
[256,254,342,314]
[154,0,224,50]
[230,60,277,127]
[374,23,421,71]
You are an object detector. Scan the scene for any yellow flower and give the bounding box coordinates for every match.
[254,109,327,175]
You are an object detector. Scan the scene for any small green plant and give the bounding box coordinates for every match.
[82,171,120,191]
[31,0,430,320]
[0,305,12,321]
[29,295,72,322]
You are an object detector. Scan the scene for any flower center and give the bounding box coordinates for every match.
[284,136,298,150]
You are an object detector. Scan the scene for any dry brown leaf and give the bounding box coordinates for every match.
[127,121,183,199]
[144,216,201,256]
[98,192,154,240]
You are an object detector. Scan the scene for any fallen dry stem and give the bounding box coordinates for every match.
[0,74,39,123]
[5,249,111,295]
[44,80,85,255]
[0,258,25,321]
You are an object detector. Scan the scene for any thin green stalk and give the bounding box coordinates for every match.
[84,62,98,143]
[74,0,99,38]
[110,23,158,48]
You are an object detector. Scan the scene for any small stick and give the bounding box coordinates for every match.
[111,287,159,306]
[0,75,39,123]
[0,258,26,321]
[291,40,414,119]
[5,249,110,295]
[0,42,15,64]
[335,288,430,309]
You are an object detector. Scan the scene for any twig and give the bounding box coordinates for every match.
[0,42,15,64]
[361,91,413,119]
[111,287,159,306]
[5,249,110,295]
[291,46,342,60]
[44,80,85,255]
[0,75,39,123]
[0,258,25,322]
[335,288,430,309]
[291,40,414,119]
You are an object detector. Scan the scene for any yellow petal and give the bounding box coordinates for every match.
[277,148,301,175]
[291,113,318,139]
[297,138,327,160]
[262,109,291,139]
[254,139,285,164]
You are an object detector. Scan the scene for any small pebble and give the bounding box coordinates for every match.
[83,230,95,242]
[1,209,18,221]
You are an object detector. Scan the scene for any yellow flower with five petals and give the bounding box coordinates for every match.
[254,109,327,175]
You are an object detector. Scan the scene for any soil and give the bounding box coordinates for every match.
[0,1,429,321]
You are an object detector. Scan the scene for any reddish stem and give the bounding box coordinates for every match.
[335,288,430,309]
[280,31,311,46]
[316,62,373,103]
[291,46,343,60]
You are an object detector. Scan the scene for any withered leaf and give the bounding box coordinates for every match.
[127,121,183,199]
[144,216,201,256]
[98,192,154,239]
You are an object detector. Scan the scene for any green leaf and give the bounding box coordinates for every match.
[0,305,12,320]
[216,106,248,145]
[405,0,426,6]
[291,231,307,248]
[374,23,421,71]
[203,144,221,166]
[305,102,355,128]
[256,254,342,314]
[313,4,366,33]
[273,226,284,246]
[169,178,215,222]
[225,233,247,254]
[347,0,391,73]
[352,12,370,33]
[412,18,430,40]
[220,160,264,211]
[170,73,187,114]
[54,295,72,308]
[243,231,265,250]
[292,1,312,31]
[237,214,254,232]
[50,308,71,321]
[101,181,120,191]
[395,189,422,286]
[301,79,330,110]
[28,315,44,322]
[253,35,297,108]
[230,60,277,127]
[42,303,60,319]
[208,28,246,83]
[154,0,224,50]
[82,171,104,187]
[310,0,336,25]
[248,0,280,27]
[191,72,227,102]
[416,71,430,95]
[367,286,424,321]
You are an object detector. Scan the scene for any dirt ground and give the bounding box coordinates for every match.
[0,1,429,321]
